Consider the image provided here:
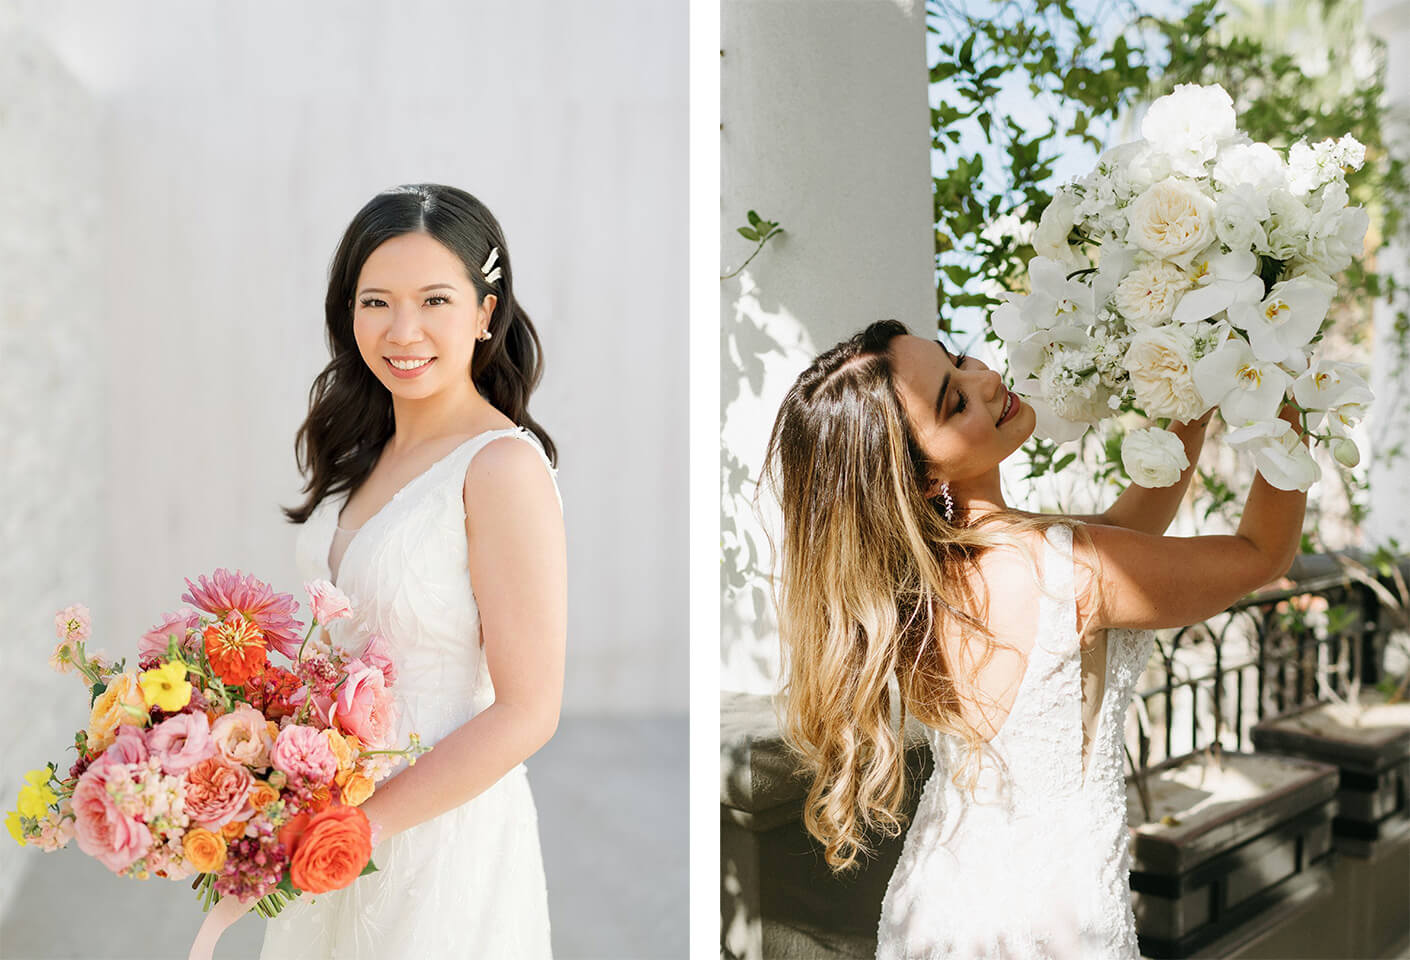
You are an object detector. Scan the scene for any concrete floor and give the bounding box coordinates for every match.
[0,715,687,960]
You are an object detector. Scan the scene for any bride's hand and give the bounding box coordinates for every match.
[188,892,256,960]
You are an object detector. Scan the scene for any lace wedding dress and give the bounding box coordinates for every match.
[877,524,1155,960]
[259,427,559,959]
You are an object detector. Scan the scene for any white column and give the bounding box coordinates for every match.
[1366,0,1410,549]
[721,0,934,692]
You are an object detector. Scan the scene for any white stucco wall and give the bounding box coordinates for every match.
[0,1,686,911]
[720,0,934,693]
[1366,0,1410,549]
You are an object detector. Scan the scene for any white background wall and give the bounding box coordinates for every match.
[0,0,686,911]
[720,0,934,692]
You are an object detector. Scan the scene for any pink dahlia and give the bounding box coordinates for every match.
[182,569,304,660]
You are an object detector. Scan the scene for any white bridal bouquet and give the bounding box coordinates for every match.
[993,82,1373,491]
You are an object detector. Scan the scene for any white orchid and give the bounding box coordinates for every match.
[1191,337,1292,426]
[1290,358,1373,428]
[1226,419,1321,492]
[1230,276,1334,364]
[1021,257,1096,331]
[1171,248,1264,325]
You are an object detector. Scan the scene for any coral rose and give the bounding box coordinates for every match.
[203,612,268,687]
[72,759,152,872]
[87,673,147,753]
[148,711,217,775]
[333,660,398,750]
[220,819,248,841]
[287,805,373,894]
[183,827,227,872]
[271,724,338,784]
[210,704,274,769]
[248,782,279,813]
[183,756,253,829]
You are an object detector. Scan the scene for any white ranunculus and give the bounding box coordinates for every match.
[1141,83,1238,176]
[1213,184,1271,253]
[1172,248,1264,325]
[1113,259,1191,327]
[1226,419,1320,492]
[1034,193,1083,269]
[1124,325,1209,422]
[1230,276,1335,364]
[1125,177,1217,266]
[1121,427,1190,488]
[1191,338,1292,426]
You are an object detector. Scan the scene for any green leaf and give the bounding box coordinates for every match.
[360,858,379,877]
[746,210,761,227]
[737,227,760,242]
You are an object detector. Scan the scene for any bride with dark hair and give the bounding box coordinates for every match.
[763,319,1307,958]
[189,184,564,959]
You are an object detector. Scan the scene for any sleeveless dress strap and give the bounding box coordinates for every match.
[445,426,563,515]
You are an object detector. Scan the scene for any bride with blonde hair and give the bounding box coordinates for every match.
[762,319,1308,958]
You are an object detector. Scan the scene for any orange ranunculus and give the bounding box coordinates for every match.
[203,615,268,687]
[220,819,248,841]
[248,782,279,812]
[184,827,227,872]
[339,773,374,807]
[87,672,147,752]
[287,805,373,894]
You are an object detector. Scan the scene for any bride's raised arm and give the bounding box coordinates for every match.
[1072,403,1307,633]
[355,435,567,841]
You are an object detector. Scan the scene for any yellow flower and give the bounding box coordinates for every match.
[6,810,26,846]
[16,769,57,819]
[139,661,192,712]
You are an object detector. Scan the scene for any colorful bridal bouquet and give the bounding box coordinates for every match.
[993,82,1373,491]
[6,571,428,918]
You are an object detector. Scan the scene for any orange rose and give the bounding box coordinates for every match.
[339,773,374,807]
[248,782,279,813]
[184,827,227,872]
[220,819,248,841]
[288,805,373,894]
[323,729,355,785]
[87,672,147,752]
[203,616,268,687]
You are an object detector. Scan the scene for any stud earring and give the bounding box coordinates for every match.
[940,481,955,523]
[477,329,492,341]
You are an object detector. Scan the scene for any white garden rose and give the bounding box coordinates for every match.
[1121,427,1190,488]
[1140,83,1237,176]
[1124,325,1208,422]
[1113,260,1190,327]
[1125,177,1217,266]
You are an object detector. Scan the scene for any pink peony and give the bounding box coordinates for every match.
[138,606,202,660]
[304,579,353,626]
[210,704,274,769]
[182,568,305,660]
[359,634,398,687]
[183,756,253,829]
[333,660,398,750]
[72,760,151,872]
[106,725,150,766]
[270,723,338,784]
[148,711,217,775]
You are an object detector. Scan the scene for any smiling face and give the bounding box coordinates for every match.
[887,334,1034,492]
[351,231,495,397]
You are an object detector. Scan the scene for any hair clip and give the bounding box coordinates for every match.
[481,247,502,285]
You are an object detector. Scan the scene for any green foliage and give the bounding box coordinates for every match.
[722,209,784,280]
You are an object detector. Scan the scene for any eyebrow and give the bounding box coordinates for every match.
[357,283,458,295]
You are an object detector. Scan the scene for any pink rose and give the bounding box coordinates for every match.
[271,723,338,784]
[304,579,353,626]
[210,704,274,769]
[72,761,151,872]
[138,606,201,660]
[106,725,149,765]
[359,634,398,686]
[182,755,253,829]
[148,711,217,775]
[333,660,398,750]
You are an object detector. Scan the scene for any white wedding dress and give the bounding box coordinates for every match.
[877,524,1154,960]
[259,426,558,959]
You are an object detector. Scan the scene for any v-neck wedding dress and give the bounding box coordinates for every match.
[876,523,1154,959]
[259,426,559,959]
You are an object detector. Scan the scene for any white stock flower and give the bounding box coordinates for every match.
[1171,248,1264,325]
[1140,83,1237,177]
[1125,177,1217,267]
[1113,259,1191,327]
[1230,276,1335,364]
[1124,325,1208,421]
[1033,193,1084,269]
[1191,337,1291,426]
[1226,419,1320,492]
[1121,427,1190,488]
[1287,136,1367,196]
[1213,141,1286,192]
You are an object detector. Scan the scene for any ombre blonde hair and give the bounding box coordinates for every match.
[761,320,1075,872]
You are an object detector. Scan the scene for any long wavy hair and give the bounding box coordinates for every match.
[283,184,555,524]
[762,319,1072,872]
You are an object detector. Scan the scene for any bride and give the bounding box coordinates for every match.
[762,319,1307,959]
[189,184,565,959]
